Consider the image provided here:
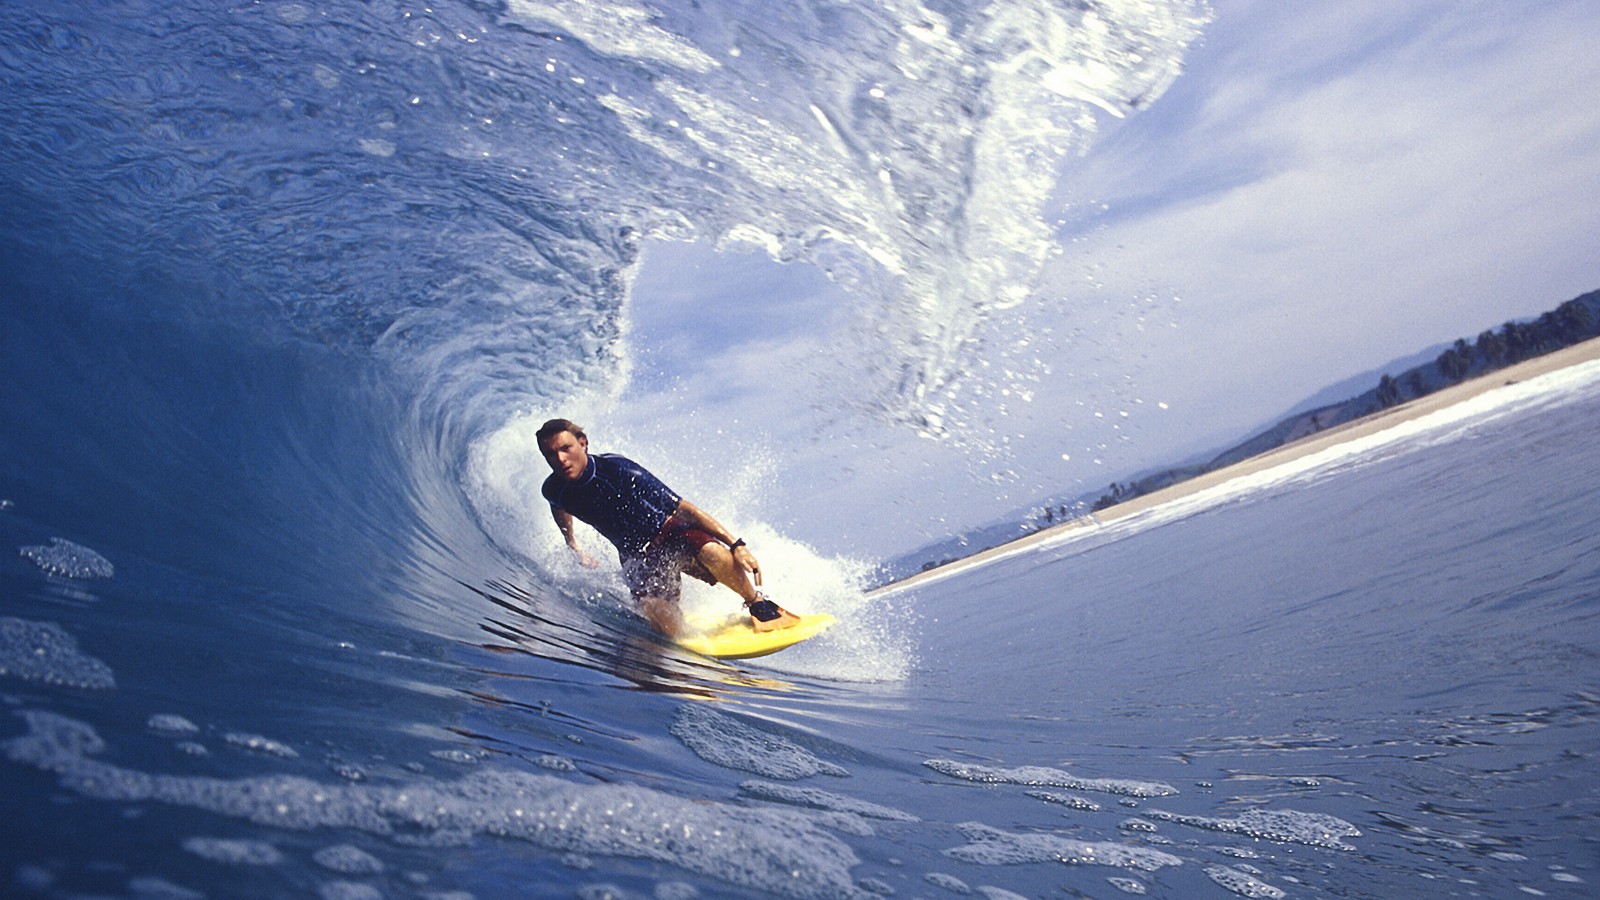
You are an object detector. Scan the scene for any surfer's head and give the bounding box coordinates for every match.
[537,418,590,481]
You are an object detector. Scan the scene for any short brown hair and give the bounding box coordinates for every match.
[536,418,586,446]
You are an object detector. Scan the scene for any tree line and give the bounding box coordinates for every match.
[1378,296,1597,408]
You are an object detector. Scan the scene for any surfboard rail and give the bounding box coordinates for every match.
[675,613,837,660]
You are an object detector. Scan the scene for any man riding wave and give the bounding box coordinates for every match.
[537,418,801,637]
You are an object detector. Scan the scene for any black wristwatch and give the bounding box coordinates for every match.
[728,538,746,550]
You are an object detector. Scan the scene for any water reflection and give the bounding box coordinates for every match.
[465,578,798,701]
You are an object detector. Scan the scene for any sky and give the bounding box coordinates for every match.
[608,0,1600,564]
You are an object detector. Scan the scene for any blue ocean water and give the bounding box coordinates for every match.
[5,2,1600,898]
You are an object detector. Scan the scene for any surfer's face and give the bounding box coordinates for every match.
[540,430,589,481]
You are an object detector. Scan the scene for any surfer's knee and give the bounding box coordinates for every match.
[698,540,734,572]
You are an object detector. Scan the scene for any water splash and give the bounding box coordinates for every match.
[0,0,1208,440]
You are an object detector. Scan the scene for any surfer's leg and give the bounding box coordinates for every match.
[638,593,685,637]
[623,554,686,637]
[695,542,801,631]
[695,541,758,602]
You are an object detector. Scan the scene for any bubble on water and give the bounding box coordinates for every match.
[147,714,200,736]
[812,811,876,837]
[1144,807,1360,850]
[655,881,699,900]
[224,732,300,759]
[19,538,114,579]
[858,877,894,895]
[313,844,385,874]
[975,887,1029,900]
[740,781,918,821]
[924,759,1176,798]
[0,617,116,689]
[320,881,383,900]
[672,705,848,780]
[1204,865,1285,899]
[1027,790,1100,811]
[4,711,870,899]
[181,837,284,866]
[535,754,577,772]
[944,823,1182,872]
[1490,851,1528,862]
[127,875,205,898]
[924,871,969,893]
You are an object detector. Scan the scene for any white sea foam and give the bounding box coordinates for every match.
[925,759,1177,798]
[1028,789,1101,811]
[127,875,205,899]
[224,732,300,759]
[181,837,284,866]
[0,617,116,689]
[18,537,114,579]
[319,882,382,900]
[671,705,848,779]
[739,780,919,822]
[4,711,872,899]
[944,823,1182,872]
[147,714,201,736]
[312,844,385,874]
[1144,807,1360,850]
[924,871,970,893]
[1205,864,1286,899]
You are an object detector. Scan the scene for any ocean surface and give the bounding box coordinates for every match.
[5,2,1600,898]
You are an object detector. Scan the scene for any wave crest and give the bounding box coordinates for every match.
[1,0,1206,440]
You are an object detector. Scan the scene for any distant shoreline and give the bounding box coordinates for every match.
[874,334,1600,595]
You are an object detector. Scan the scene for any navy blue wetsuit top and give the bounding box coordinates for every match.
[541,453,681,559]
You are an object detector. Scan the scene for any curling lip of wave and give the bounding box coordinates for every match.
[0,0,1207,438]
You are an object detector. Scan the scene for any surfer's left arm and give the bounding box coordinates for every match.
[673,499,760,586]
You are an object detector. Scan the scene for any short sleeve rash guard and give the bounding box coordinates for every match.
[541,453,681,558]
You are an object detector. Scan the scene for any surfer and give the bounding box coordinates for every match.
[536,418,801,637]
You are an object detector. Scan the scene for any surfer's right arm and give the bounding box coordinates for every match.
[551,507,601,568]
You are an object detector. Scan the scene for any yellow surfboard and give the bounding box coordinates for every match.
[675,613,837,660]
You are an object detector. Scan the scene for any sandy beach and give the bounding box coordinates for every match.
[876,334,1600,594]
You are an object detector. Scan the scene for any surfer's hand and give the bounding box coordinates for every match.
[732,545,762,586]
[574,549,600,568]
